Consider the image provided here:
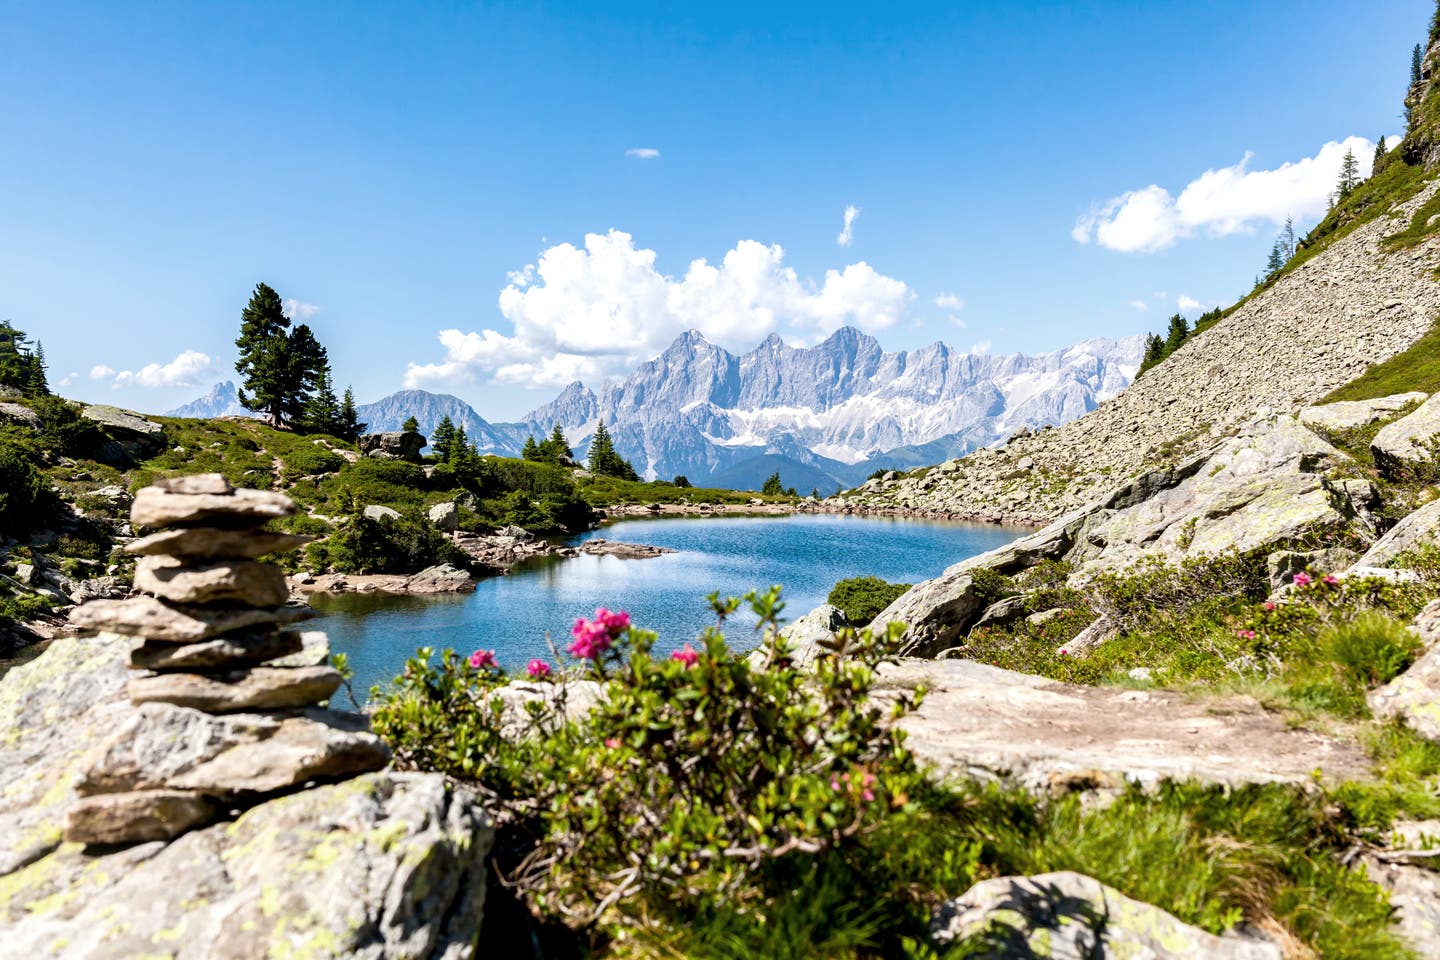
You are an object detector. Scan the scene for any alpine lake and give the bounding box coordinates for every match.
[312,513,1022,695]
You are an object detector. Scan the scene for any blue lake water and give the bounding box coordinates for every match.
[312,513,1021,695]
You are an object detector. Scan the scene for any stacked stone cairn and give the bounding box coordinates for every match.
[64,474,390,845]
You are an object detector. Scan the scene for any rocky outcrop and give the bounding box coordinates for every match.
[0,401,41,428]
[841,183,1440,523]
[1368,602,1440,740]
[1299,391,1429,431]
[1373,393,1440,478]
[578,539,675,559]
[79,404,166,465]
[881,659,1369,791]
[360,431,426,462]
[428,500,460,532]
[931,871,1280,958]
[1355,498,1440,568]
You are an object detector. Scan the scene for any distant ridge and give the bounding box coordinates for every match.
[164,381,253,419]
[354,389,515,452]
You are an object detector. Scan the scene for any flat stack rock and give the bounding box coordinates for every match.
[62,473,390,846]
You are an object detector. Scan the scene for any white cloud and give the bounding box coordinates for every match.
[1072,135,1394,253]
[969,339,993,355]
[93,350,213,389]
[57,372,78,388]
[1176,294,1203,312]
[934,292,965,311]
[1129,299,1148,311]
[283,299,320,320]
[404,229,913,389]
[625,147,660,160]
[836,204,861,247]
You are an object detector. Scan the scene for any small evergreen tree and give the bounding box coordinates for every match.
[522,435,541,461]
[1374,135,1388,171]
[402,416,420,435]
[761,471,784,496]
[1414,43,1424,90]
[541,424,572,462]
[1163,313,1190,355]
[453,425,470,463]
[1280,217,1297,260]
[1265,239,1285,276]
[1336,149,1361,199]
[431,415,457,461]
[673,475,692,488]
[301,364,340,435]
[0,321,49,396]
[337,387,366,442]
[587,419,640,480]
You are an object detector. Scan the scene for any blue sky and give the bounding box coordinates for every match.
[1,0,1429,420]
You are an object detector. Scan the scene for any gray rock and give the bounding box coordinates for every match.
[1299,392,1428,431]
[1266,547,1358,588]
[428,501,460,531]
[363,504,402,522]
[128,665,343,713]
[931,871,1281,958]
[69,596,315,642]
[129,630,304,671]
[880,658,1368,790]
[359,431,426,462]
[3,772,491,960]
[405,563,474,594]
[1373,393,1440,478]
[1364,857,1440,958]
[578,540,674,559]
[1369,617,1440,741]
[125,526,311,559]
[78,703,389,797]
[267,629,331,667]
[497,524,534,541]
[134,555,290,606]
[1355,498,1440,569]
[67,576,126,604]
[971,595,1027,630]
[130,484,296,529]
[751,603,850,669]
[81,404,165,440]
[0,401,41,429]
[64,789,217,846]
[872,569,983,657]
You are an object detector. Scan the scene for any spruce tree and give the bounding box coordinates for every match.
[761,471,784,496]
[1265,239,1285,276]
[452,425,469,463]
[1140,333,1165,371]
[1374,135,1388,170]
[337,387,366,442]
[522,436,541,461]
[1414,43,1424,90]
[431,415,456,461]
[587,419,640,480]
[301,363,340,435]
[1163,313,1190,355]
[546,424,572,462]
[1336,149,1361,199]
[402,416,420,435]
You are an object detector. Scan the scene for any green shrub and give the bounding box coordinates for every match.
[280,445,345,479]
[827,576,912,626]
[0,437,50,535]
[307,511,465,574]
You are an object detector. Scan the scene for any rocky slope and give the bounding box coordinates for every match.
[839,181,1440,523]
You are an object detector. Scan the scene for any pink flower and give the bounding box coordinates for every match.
[1237,629,1256,640]
[568,618,613,660]
[1293,573,1313,587]
[861,789,875,803]
[526,659,552,677]
[1058,648,1068,656]
[605,738,621,749]
[1323,575,1339,586]
[595,607,631,633]
[830,779,840,791]
[468,649,496,670]
[1263,602,1276,611]
[670,643,700,667]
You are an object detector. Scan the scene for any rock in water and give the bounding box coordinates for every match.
[127,665,343,712]
[134,555,291,606]
[69,595,314,641]
[125,526,311,559]
[931,871,1281,958]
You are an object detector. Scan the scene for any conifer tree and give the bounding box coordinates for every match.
[1140,333,1165,370]
[1414,43,1425,90]
[337,387,366,442]
[546,424,572,461]
[431,415,457,461]
[1336,149,1361,199]
[587,419,640,480]
[1163,313,1190,355]
[402,416,420,435]
[1265,240,1285,276]
[1281,217,1297,260]
[452,425,469,463]
[1374,135,1388,170]
[234,283,330,427]
[761,471,784,496]
[301,364,340,435]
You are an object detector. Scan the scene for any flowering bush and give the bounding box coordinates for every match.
[371,586,927,934]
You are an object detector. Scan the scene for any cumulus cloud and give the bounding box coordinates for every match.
[91,350,213,389]
[283,299,320,320]
[57,372,78,388]
[1176,294,1203,312]
[934,292,965,311]
[404,229,913,389]
[625,147,660,160]
[836,205,861,247]
[1072,135,1393,253]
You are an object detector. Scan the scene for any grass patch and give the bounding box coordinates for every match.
[1321,320,1440,403]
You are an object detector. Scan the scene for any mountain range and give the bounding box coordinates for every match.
[171,327,1144,490]
[164,381,252,419]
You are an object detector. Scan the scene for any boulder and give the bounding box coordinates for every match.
[1354,498,1440,569]
[871,570,984,658]
[134,555,291,606]
[129,630,304,671]
[428,500,460,532]
[497,524,534,541]
[971,595,1027,630]
[78,703,389,797]
[1368,617,1440,741]
[131,485,296,529]
[69,596,314,642]
[578,540,675,559]
[405,563,475,594]
[1265,547,1359,588]
[1373,393,1440,478]
[127,665,343,712]
[79,405,165,463]
[0,401,41,429]
[750,603,850,669]
[125,526,311,559]
[363,504,402,522]
[67,576,126,604]
[931,871,1281,958]
[359,431,426,462]
[1298,391,1428,432]
[64,789,217,845]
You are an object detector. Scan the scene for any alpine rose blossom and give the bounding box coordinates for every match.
[468,649,496,670]
[568,607,632,660]
[595,607,631,633]
[1293,573,1313,587]
[671,643,700,667]
[526,659,552,677]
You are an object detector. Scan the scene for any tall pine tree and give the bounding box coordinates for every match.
[1335,149,1361,200]
[234,283,329,427]
[431,415,457,461]
[1374,135,1388,171]
[337,387,366,442]
[1163,313,1190,355]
